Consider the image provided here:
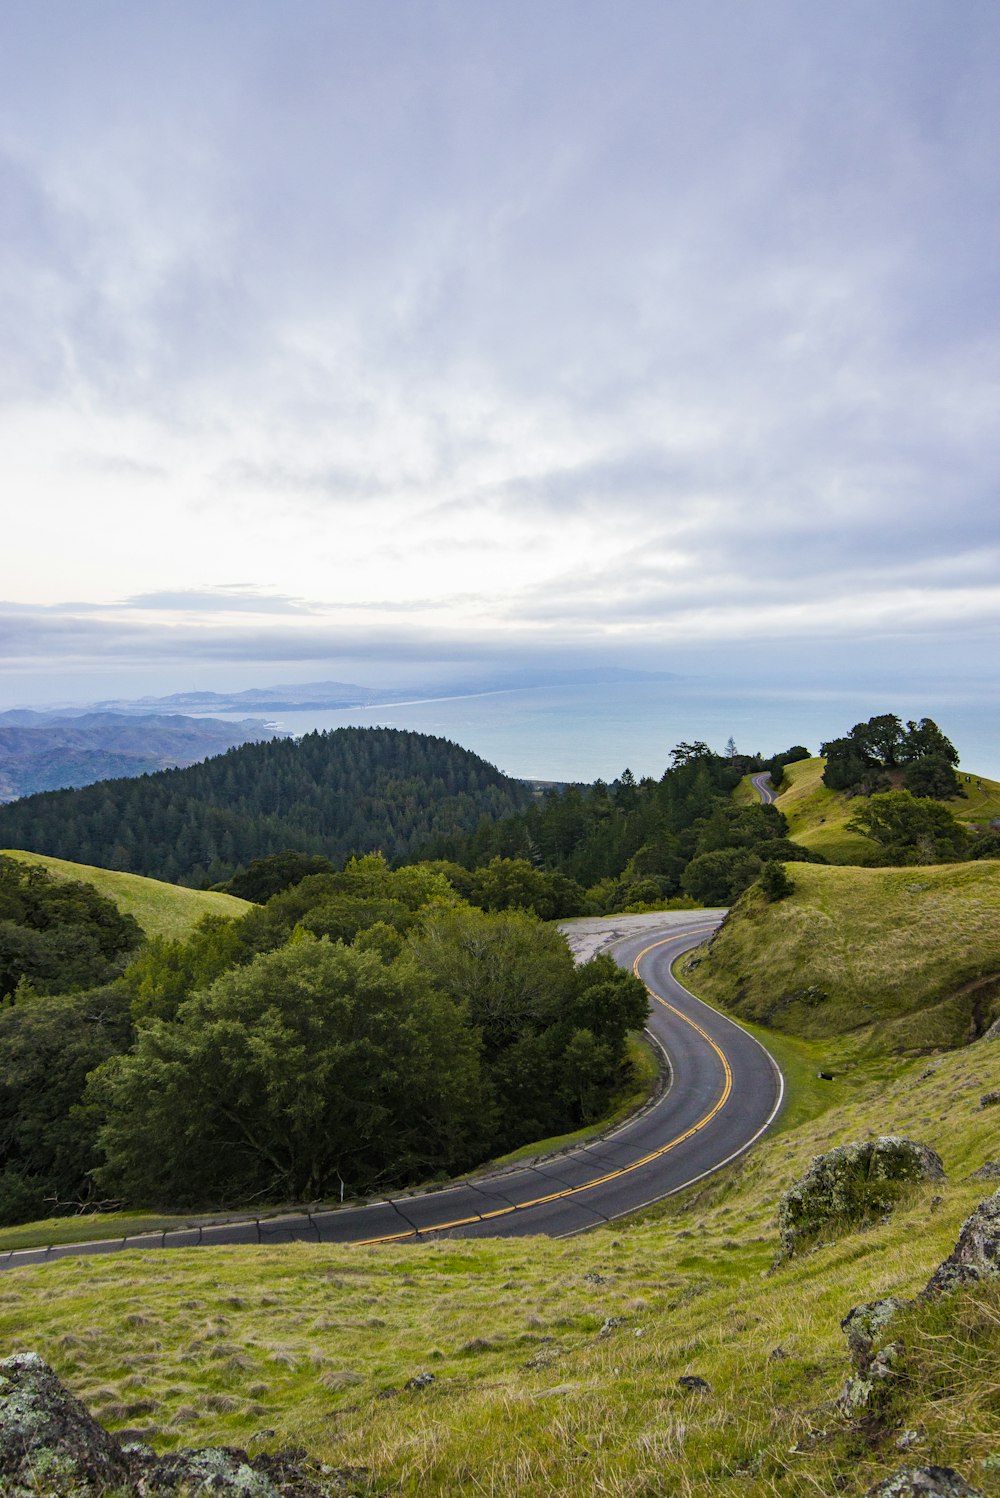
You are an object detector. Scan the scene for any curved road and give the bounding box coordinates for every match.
[2,914,783,1268]
[751,771,777,805]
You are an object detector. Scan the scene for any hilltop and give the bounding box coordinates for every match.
[682,860,1000,1057]
[760,756,1000,865]
[0,727,531,886]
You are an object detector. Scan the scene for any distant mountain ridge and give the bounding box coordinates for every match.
[0,712,283,803]
[69,666,683,717]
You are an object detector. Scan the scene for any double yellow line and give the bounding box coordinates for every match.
[353,927,731,1244]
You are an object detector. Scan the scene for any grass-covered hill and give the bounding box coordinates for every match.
[681,860,1000,1057]
[2,974,999,1495]
[0,727,531,887]
[761,756,1000,865]
[0,850,250,941]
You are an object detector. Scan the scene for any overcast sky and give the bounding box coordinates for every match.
[2,1,998,704]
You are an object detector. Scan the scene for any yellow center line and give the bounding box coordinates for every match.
[354,925,730,1244]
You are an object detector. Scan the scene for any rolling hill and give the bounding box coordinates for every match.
[0,726,531,886]
[681,859,1000,1055]
[748,756,1000,865]
[0,850,251,940]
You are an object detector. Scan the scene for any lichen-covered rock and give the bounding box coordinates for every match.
[922,1188,1000,1297]
[777,1138,945,1258]
[0,1351,133,1496]
[841,1298,907,1372]
[969,1161,1000,1181]
[864,1466,984,1496]
[0,1354,362,1496]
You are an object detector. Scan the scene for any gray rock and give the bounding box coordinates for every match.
[978,1091,1000,1109]
[777,1138,945,1258]
[981,1015,1000,1042]
[864,1467,984,1496]
[0,1351,132,1495]
[969,1161,1000,1181]
[404,1372,435,1391]
[922,1188,1000,1297]
[841,1298,907,1372]
[0,1352,361,1496]
[677,1375,711,1392]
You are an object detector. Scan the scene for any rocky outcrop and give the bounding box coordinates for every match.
[0,1353,132,1495]
[0,1352,361,1496]
[777,1138,945,1258]
[838,1190,1000,1432]
[921,1188,1000,1297]
[864,1468,984,1496]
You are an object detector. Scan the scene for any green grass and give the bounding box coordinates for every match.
[761,757,1000,865]
[2,1026,999,1495]
[769,758,878,864]
[0,849,251,940]
[681,860,1000,1056]
[4,884,1000,1493]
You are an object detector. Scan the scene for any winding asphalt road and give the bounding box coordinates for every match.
[751,771,777,805]
[2,913,783,1269]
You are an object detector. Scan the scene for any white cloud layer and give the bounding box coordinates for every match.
[0,1,998,700]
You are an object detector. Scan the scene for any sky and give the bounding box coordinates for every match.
[1,1,999,707]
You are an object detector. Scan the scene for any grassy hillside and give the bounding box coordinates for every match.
[681,860,1000,1055]
[768,756,878,863]
[0,849,250,940]
[2,1022,998,1495]
[746,757,1000,866]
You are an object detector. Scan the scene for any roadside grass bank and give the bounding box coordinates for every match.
[680,860,1000,1057]
[0,849,251,940]
[1,1027,998,1496]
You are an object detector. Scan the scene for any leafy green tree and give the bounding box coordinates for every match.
[220,850,336,902]
[681,848,762,905]
[125,914,247,1021]
[900,718,959,766]
[903,753,962,800]
[0,856,142,1000]
[0,985,133,1225]
[408,908,644,1149]
[90,939,484,1209]
[846,790,971,864]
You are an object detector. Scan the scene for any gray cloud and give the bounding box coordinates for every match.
[1,1,998,701]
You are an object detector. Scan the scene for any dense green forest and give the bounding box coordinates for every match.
[0,727,531,886]
[423,741,819,910]
[0,853,647,1223]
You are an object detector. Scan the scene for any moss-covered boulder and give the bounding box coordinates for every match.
[777,1137,945,1258]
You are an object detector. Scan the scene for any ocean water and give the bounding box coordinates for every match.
[209,678,1000,784]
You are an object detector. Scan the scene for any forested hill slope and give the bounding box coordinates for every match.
[0,727,531,886]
